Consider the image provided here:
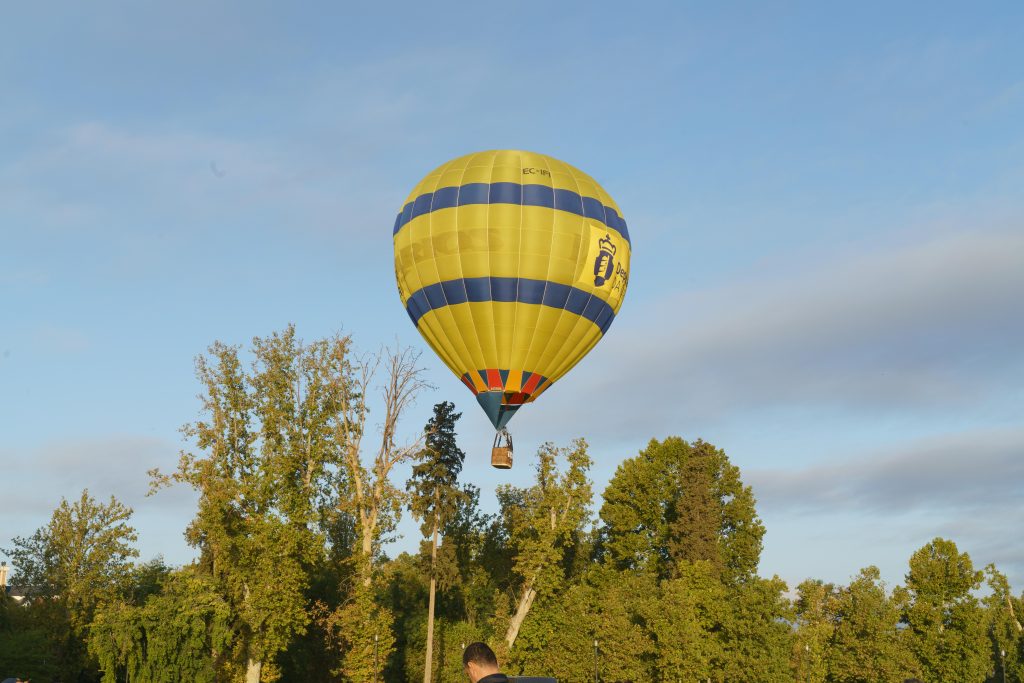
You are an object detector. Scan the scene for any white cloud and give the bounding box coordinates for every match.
[4,434,192,507]
[747,426,1024,514]
[526,227,1024,438]
[750,426,1024,587]
[0,435,196,545]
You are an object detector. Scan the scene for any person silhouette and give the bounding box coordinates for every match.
[462,642,508,683]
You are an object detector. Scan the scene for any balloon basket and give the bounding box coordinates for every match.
[491,429,513,469]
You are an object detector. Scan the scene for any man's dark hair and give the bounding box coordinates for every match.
[462,641,498,668]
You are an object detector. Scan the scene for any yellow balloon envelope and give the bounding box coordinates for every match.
[393,150,631,430]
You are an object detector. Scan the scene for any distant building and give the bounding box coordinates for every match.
[4,585,35,606]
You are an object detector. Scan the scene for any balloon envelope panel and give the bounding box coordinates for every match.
[393,150,631,429]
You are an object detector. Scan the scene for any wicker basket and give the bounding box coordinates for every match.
[491,446,513,469]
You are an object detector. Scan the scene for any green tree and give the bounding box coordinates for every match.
[89,569,233,683]
[589,570,656,682]
[983,565,1023,683]
[715,575,793,683]
[510,566,652,682]
[599,437,764,583]
[152,327,355,681]
[791,579,834,683]
[407,401,469,683]
[6,491,138,633]
[129,556,173,605]
[497,439,593,650]
[665,443,724,576]
[317,581,396,682]
[390,486,503,682]
[4,490,138,681]
[442,484,503,631]
[433,618,488,683]
[332,346,430,587]
[322,345,429,681]
[904,538,988,683]
[641,561,725,682]
[0,589,65,682]
[826,567,914,683]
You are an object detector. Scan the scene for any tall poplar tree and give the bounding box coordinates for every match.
[152,326,354,682]
[321,345,429,681]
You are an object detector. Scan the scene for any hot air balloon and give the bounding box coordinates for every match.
[393,150,630,468]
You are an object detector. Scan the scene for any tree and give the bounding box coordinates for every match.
[4,490,138,681]
[406,401,469,683]
[904,538,988,683]
[0,588,64,682]
[510,565,652,682]
[983,565,1023,683]
[641,561,725,681]
[6,490,138,631]
[715,575,793,683]
[599,437,764,583]
[332,346,430,588]
[318,344,429,681]
[665,443,723,575]
[89,569,233,683]
[826,567,914,683]
[588,570,656,682]
[497,439,593,650]
[317,582,396,682]
[152,327,354,682]
[791,579,834,683]
[437,483,506,632]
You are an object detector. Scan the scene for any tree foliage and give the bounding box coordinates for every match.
[904,538,988,683]
[3,490,138,681]
[497,438,593,650]
[3,321,1020,683]
[151,326,352,680]
[90,570,232,683]
[826,567,914,683]
[600,437,764,584]
[6,490,138,633]
[791,579,833,683]
[984,565,1024,683]
[406,401,469,683]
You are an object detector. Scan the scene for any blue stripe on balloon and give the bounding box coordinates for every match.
[393,182,631,245]
[405,276,617,334]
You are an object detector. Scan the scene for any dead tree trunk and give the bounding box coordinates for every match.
[504,580,538,649]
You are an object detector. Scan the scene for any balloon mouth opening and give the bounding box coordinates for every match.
[476,391,522,430]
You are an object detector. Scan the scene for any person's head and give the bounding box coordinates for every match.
[462,641,499,682]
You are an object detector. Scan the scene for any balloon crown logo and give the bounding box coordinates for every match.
[594,234,617,286]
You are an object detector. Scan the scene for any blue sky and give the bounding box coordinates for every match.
[3,2,1023,591]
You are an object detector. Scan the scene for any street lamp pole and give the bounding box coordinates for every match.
[593,639,599,683]
[374,633,379,683]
